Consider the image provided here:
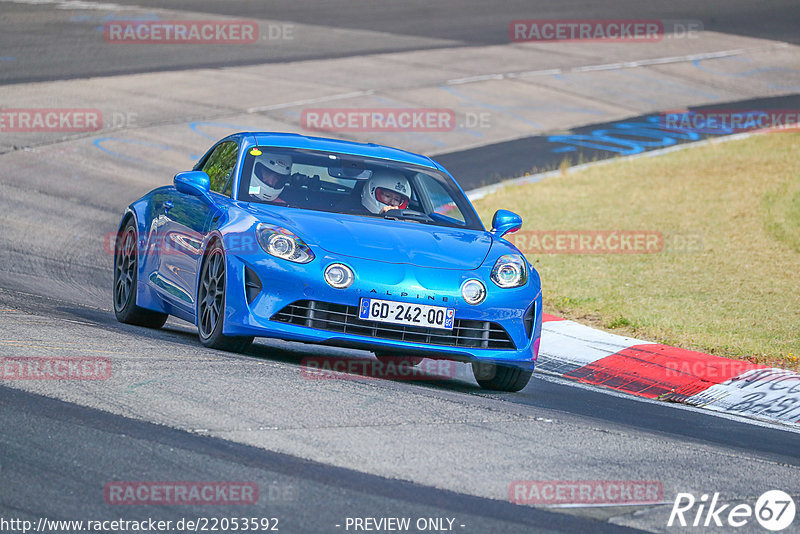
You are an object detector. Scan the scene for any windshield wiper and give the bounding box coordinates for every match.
[382,209,435,224]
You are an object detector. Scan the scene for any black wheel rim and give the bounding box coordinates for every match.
[114,228,136,312]
[199,249,224,339]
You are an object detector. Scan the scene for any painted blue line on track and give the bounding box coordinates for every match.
[434,93,800,190]
[93,137,174,163]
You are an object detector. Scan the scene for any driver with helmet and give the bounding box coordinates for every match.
[360,170,411,214]
[252,153,292,203]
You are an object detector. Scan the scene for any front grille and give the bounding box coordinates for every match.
[272,300,516,350]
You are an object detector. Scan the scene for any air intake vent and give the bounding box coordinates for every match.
[272,300,515,350]
[244,266,262,304]
[524,302,535,338]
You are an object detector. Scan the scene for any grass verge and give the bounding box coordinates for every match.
[472,132,799,366]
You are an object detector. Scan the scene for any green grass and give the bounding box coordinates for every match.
[473,132,800,366]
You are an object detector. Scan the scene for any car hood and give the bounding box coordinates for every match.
[251,206,492,269]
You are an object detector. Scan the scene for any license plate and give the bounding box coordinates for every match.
[358,298,455,330]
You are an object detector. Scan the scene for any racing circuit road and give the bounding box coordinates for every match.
[1,1,799,533]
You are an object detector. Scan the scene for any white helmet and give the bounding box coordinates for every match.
[253,153,292,201]
[361,170,411,214]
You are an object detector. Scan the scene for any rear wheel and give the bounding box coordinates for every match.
[472,362,532,392]
[375,353,424,367]
[197,241,253,353]
[113,220,168,328]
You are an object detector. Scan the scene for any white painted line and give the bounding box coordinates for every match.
[506,68,563,78]
[544,501,674,509]
[446,73,508,85]
[447,43,790,85]
[246,90,375,113]
[2,0,137,10]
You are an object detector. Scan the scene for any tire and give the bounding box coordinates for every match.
[472,362,533,392]
[197,240,253,353]
[375,353,424,367]
[113,220,168,328]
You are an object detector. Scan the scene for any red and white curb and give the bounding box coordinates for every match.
[537,315,800,427]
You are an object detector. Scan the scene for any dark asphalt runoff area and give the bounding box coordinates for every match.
[2,0,799,84]
[437,93,800,189]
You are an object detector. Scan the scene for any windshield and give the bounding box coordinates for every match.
[237,147,483,231]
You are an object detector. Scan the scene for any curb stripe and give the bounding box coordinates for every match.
[564,344,765,399]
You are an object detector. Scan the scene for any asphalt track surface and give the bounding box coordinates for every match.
[2,0,800,84]
[1,386,631,534]
[1,1,799,533]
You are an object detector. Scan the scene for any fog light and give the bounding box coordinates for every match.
[324,263,354,289]
[461,279,486,305]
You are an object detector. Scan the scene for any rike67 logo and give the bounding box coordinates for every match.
[668,490,796,531]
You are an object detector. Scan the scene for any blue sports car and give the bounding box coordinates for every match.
[113,132,542,391]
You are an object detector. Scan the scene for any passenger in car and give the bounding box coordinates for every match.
[250,154,292,204]
[360,170,411,215]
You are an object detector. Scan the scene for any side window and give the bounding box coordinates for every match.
[415,173,466,224]
[201,141,238,196]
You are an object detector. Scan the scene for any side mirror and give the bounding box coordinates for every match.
[174,171,211,198]
[491,209,522,238]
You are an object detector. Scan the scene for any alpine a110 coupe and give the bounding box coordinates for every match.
[113,132,542,391]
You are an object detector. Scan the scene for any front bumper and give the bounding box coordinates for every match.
[221,248,543,370]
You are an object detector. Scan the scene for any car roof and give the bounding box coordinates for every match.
[238,132,441,170]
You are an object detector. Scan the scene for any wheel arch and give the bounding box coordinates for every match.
[194,231,227,319]
[116,209,136,234]
[113,210,139,297]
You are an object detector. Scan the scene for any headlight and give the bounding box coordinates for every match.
[256,224,315,263]
[461,279,486,305]
[491,254,527,288]
[324,263,354,289]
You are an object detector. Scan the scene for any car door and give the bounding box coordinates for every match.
[154,140,238,316]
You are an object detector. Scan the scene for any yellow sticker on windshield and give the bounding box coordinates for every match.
[250,148,262,156]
